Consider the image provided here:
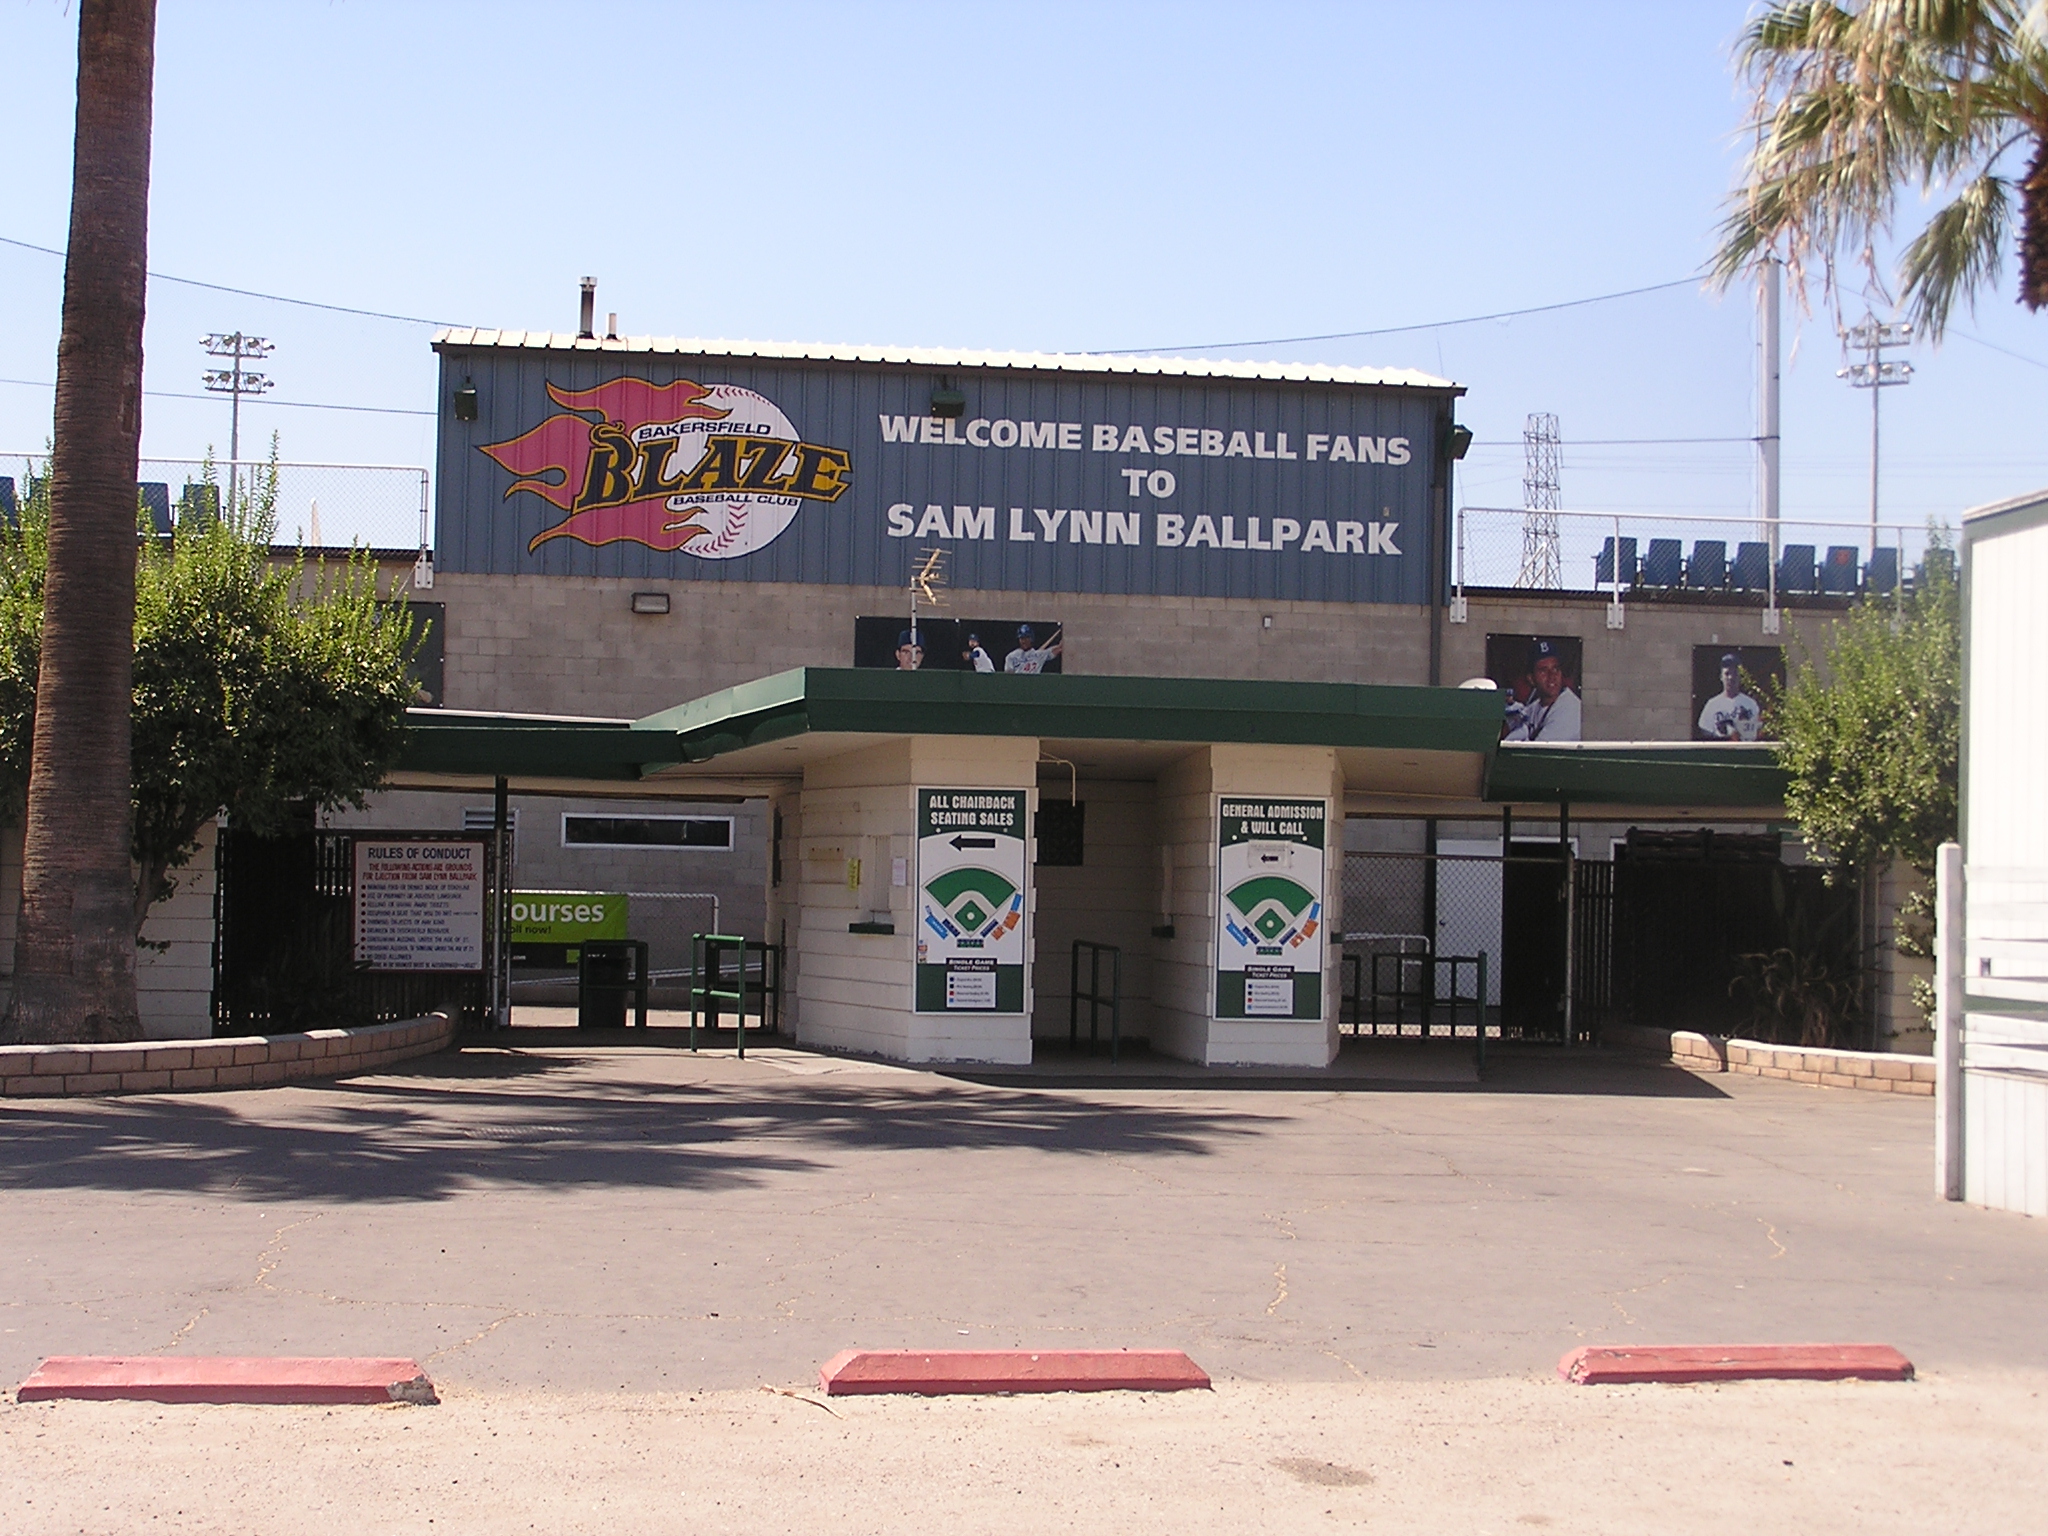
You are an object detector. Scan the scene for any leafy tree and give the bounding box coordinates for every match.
[5,0,159,1045]
[1773,553,1959,872]
[1770,548,1959,1020]
[0,454,419,947]
[1711,0,2048,335]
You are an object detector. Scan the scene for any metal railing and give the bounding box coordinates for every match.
[687,933,783,1056]
[1453,505,1948,631]
[1069,939,1123,1061]
[1,452,431,555]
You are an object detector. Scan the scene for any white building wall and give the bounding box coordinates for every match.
[1149,743,1344,1068]
[795,735,1039,1065]
[1960,495,2048,1216]
[0,820,217,1040]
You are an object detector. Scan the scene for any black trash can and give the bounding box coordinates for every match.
[577,942,632,1030]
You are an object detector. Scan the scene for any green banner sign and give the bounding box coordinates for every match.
[508,891,628,945]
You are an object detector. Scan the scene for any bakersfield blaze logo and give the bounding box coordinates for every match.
[477,377,852,557]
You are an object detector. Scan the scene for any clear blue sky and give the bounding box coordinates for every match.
[3,0,2044,550]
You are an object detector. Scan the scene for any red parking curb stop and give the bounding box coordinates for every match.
[819,1348,1210,1396]
[1558,1343,1914,1385]
[16,1356,439,1405]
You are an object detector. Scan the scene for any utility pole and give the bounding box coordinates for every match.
[1836,313,1912,551]
[1516,413,1562,589]
[201,331,274,515]
[1757,257,1781,558]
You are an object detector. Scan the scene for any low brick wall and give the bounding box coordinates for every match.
[0,1012,456,1098]
[1609,1024,1935,1096]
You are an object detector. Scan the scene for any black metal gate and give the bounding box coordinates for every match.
[214,825,491,1035]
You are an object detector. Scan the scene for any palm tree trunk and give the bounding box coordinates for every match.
[0,0,157,1045]
[2022,131,2048,312]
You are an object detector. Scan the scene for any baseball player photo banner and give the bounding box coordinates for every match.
[1691,645,1783,741]
[916,788,1029,1014]
[1214,798,1328,1021]
[1485,633,1585,743]
[854,616,1063,674]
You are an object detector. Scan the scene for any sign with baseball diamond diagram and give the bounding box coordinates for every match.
[1214,799,1327,1020]
[916,788,1028,1013]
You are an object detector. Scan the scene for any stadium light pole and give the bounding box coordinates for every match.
[1836,314,1912,553]
[201,331,274,515]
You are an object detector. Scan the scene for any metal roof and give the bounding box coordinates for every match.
[1961,486,2048,533]
[431,329,1460,392]
[390,669,1786,815]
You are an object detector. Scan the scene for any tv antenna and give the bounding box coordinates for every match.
[909,545,948,644]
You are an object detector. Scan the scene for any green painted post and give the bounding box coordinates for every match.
[1476,950,1489,1075]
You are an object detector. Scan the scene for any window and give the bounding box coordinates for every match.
[1034,801,1085,867]
[561,814,732,851]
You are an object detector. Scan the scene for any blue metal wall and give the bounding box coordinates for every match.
[434,343,1452,605]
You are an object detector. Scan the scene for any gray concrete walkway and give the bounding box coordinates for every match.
[1,1037,2038,1396]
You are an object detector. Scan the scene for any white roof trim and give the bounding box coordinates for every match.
[431,329,1459,391]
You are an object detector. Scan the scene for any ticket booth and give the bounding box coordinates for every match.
[393,668,1508,1068]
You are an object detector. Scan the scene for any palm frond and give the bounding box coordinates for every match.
[1713,0,2042,325]
[1899,170,2012,331]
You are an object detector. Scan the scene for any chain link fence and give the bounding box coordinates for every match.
[1455,505,1949,602]
[1339,848,1613,1044]
[1,452,429,553]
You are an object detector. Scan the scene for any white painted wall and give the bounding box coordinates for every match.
[0,820,217,1039]
[794,735,1039,1065]
[1959,494,2048,1216]
[1151,743,1344,1068]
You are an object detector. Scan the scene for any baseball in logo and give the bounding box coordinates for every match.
[476,377,852,557]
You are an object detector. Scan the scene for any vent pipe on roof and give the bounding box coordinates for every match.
[578,277,596,339]
[607,312,618,341]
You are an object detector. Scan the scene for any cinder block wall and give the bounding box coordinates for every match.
[0,822,216,1040]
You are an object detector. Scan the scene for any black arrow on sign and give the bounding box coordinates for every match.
[949,835,998,849]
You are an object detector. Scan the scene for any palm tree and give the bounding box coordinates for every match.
[1711,0,2048,337]
[1,0,157,1045]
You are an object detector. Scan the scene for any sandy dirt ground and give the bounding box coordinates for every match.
[7,1038,2045,1532]
[6,1372,2045,1535]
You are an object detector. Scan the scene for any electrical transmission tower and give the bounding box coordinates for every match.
[1516,411,1562,589]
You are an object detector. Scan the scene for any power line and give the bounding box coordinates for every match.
[1949,329,2048,371]
[0,233,467,327]
[1101,276,1701,355]
[1471,435,1753,447]
[0,375,433,416]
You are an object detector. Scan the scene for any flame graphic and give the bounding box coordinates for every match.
[528,500,718,553]
[476,378,731,513]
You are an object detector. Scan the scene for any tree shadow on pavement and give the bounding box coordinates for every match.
[0,1057,1279,1205]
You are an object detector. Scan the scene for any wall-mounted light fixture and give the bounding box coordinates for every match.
[453,380,479,422]
[930,383,966,419]
[1441,422,1473,461]
[630,591,671,615]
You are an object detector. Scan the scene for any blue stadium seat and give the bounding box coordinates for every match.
[1594,535,1637,586]
[1917,547,1957,585]
[1865,547,1899,593]
[1640,538,1683,587]
[139,481,172,539]
[1730,541,1771,591]
[1686,539,1727,589]
[1777,543,1817,593]
[177,481,219,527]
[1820,545,1859,594]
